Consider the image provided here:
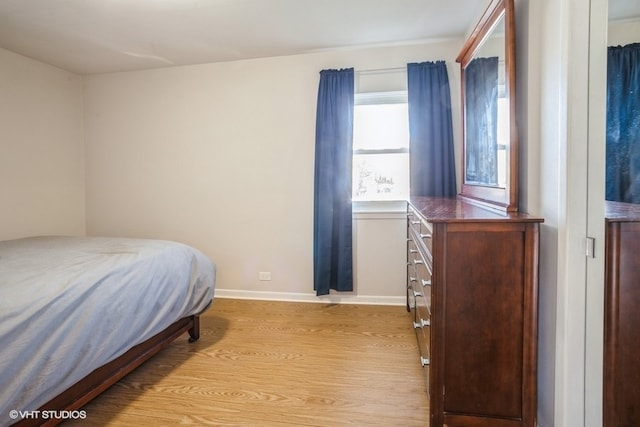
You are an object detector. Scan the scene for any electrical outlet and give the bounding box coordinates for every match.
[259,272,272,281]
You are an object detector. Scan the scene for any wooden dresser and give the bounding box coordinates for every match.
[604,201,640,426]
[406,196,542,427]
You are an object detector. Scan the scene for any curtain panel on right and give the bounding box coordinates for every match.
[606,42,640,203]
[407,61,457,197]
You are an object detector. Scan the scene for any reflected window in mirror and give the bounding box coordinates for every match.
[464,56,509,187]
[464,16,507,189]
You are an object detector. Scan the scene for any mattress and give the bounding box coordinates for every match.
[0,236,215,426]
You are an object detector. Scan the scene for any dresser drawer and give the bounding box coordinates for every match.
[408,249,432,289]
[406,270,420,311]
[414,321,430,362]
[407,237,420,263]
[415,289,431,322]
[408,228,432,271]
[414,284,431,340]
[413,291,431,393]
[408,206,433,254]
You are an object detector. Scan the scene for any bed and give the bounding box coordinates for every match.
[0,236,216,427]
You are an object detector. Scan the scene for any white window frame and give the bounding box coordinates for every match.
[352,90,409,212]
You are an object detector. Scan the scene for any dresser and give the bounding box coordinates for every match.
[406,197,542,427]
[604,201,640,426]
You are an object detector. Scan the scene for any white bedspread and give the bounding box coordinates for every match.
[0,236,215,426]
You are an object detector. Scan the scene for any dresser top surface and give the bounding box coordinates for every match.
[408,197,543,223]
[605,200,640,222]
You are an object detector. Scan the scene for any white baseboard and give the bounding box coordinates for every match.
[213,288,405,306]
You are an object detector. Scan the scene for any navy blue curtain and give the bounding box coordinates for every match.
[464,57,499,185]
[606,43,640,203]
[407,61,457,197]
[313,68,354,296]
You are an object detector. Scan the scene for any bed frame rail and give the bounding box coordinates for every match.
[13,314,201,427]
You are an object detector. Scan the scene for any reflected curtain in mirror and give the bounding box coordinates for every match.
[606,43,640,203]
[407,61,456,197]
[313,68,354,296]
[465,56,499,186]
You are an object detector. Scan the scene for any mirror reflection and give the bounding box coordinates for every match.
[464,15,507,188]
[606,2,640,204]
[458,0,517,212]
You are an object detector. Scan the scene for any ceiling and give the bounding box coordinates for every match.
[0,0,486,75]
[610,0,640,22]
[0,0,639,76]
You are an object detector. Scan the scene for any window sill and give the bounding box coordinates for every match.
[352,200,407,219]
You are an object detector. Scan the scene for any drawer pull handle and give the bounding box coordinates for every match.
[411,220,421,225]
[413,259,423,265]
[422,279,432,287]
[420,233,432,239]
[413,318,430,328]
[409,276,417,282]
[420,357,430,367]
[413,290,422,298]
[409,249,418,254]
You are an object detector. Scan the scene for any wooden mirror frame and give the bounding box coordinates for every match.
[456,0,518,213]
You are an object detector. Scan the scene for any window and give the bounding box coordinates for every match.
[352,91,409,201]
[496,95,508,188]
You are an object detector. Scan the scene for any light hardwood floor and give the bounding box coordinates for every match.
[67,298,429,426]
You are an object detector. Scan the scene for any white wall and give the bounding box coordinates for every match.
[513,1,557,426]
[353,209,408,303]
[514,0,598,424]
[0,48,85,241]
[608,18,640,45]
[523,0,609,425]
[82,41,462,302]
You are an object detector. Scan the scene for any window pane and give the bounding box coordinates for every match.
[353,103,409,151]
[353,153,409,201]
[497,97,508,188]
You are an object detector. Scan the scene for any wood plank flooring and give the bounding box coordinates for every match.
[66,298,429,426]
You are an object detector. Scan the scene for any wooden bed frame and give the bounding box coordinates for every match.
[13,313,203,427]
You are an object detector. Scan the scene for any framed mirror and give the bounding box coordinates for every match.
[457,0,518,212]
